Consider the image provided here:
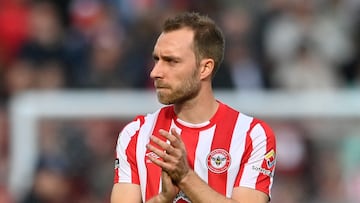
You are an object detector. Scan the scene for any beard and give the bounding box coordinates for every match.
[155,68,201,105]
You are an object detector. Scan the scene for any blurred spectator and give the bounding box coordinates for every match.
[82,12,127,88]
[118,14,162,89]
[34,59,66,89]
[81,120,118,202]
[0,0,30,66]
[270,121,315,203]
[3,59,36,99]
[271,43,339,90]
[214,7,264,90]
[264,0,354,89]
[22,157,71,203]
[2,57,65,102]
[342,13,360,88]
[0,106,13,203]
[311,145,345,203]
[251,0,294,89]
[17,0,72,88]
[67,0,152,88]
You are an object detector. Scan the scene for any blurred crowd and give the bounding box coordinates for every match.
[0,0,360,202]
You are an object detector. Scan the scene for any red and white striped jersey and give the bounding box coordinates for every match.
[114,102,276,202]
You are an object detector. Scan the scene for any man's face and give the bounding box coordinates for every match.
[150,28,201,105]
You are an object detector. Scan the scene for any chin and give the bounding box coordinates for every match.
[157,94,173,105]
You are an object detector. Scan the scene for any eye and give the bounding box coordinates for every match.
[167,59,176,64]
[164,57,178,66]
[153,55,159,63]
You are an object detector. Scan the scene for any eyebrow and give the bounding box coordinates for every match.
[152,53,181,62]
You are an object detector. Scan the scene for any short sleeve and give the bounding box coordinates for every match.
[114,116,145,184]
[235,120,276,197]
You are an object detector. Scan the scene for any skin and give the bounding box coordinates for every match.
[111,28,269,203]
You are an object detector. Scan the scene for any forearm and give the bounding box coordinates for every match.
[146,195,168,203]
[146,194,175,203]
[146,195,160,203]
[178,170,238,203]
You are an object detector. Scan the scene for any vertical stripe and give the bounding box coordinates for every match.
[255,121,276,196]
[227,114,253,197]
[235,119,257,186]
[194,126,216,182]
[208,108,239,195]
[145,107,173,201]
[181,128,200,170]
[126,132,140,183]
[126,116,145,183]
[245,124,267,187]
[137,114,157,201]
[115,117,143,183]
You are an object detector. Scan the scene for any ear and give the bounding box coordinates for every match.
[199,58,214,80]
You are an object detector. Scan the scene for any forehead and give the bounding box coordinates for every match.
[154,28,195,56]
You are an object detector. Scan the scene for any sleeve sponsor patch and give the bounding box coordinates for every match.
[114,158,120,169]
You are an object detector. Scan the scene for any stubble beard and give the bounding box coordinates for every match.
[156,68,200,105]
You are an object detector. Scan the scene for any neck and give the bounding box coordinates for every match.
[174,89,218,124]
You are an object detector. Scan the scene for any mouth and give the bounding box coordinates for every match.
[155,87,168,92]
[154,82,169,89]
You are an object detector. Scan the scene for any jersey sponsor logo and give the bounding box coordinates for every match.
[252,165,274,177]
[264,149,276,169]
[114,158,120,169]
[206,149,231,174]
[145,151,160,163]
[173,190,191,203]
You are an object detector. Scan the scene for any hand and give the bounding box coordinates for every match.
[146,128,190,184]
[158,171,180,202]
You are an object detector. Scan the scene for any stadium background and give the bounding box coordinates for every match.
[1,0,360,202]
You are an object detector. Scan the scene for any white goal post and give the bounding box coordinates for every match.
[8,89,360,200]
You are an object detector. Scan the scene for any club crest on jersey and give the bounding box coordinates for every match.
[206,149,231,174]
[173,191,191,203]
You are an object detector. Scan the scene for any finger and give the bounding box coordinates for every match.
[147,141,168,160]
[159,129,182,148]
[146,147,172,169]
[149,135,173,154]
[170,128,181,140]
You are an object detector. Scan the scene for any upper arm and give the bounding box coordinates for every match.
[235,120,276,201]
[232,187,269,203]
[111,183,142,203]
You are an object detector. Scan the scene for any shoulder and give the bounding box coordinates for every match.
[222,102,275,139]
[249,118,274,137]
[119,106,172,137]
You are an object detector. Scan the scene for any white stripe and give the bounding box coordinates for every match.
[117,119,141,182]
[194,125,216,182]
[136,111,160,201]
[239,123,267,188]
[227,114,253,197]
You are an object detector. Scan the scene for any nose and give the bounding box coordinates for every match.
[150,61,163,79]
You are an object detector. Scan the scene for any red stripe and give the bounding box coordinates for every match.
[234,118,257,186]
[208,107,239,195]
[180,128,200,170]
[255,120,276,195]
[145,106,173,201]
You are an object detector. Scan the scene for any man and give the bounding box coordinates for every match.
[111,12,276,203]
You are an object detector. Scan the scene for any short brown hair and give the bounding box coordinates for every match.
[162,12,225,78]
